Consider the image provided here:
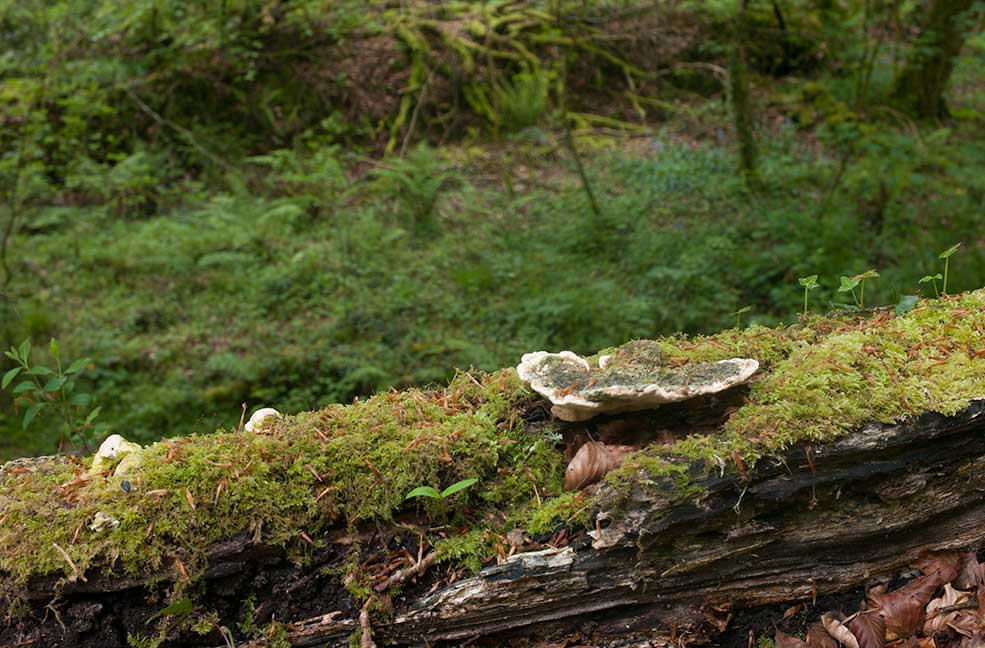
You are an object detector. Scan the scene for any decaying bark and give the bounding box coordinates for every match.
[4,399,985,647]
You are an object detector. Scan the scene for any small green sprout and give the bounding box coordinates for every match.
[938,243,961,295]
[895,295,919,316]
[405,478,478,500]
[798,275,819,314]
[730,306,752,329]
[837,269,879,308]
[919,273,942,298]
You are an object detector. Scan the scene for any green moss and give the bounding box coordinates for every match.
[604,291,985,498]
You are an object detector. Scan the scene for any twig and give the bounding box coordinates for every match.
[400,72,433,158]
[125,88,238,174]
[375,550,439,593]
[359,600,378,648]
[51,542,86,583]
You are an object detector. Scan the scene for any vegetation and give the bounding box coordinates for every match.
[0,0,983,463]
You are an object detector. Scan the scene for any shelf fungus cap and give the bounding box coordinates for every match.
[517,340,759,422]
[90,434,143,475]
[245,407,281,433]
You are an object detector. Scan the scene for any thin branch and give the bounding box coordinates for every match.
[125,89,239,174]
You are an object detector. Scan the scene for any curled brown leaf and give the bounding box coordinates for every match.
[822,612,860,648]
[924,583,973,636]
[563,441,634,491]
[868,586,927,640]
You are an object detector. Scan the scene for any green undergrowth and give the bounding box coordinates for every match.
[2,291,984,619]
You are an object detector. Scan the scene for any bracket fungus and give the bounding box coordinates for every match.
[245,407,281,433]
[517,340,759,422]
[89,434,143,476]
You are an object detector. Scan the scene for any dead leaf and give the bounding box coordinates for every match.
[914,551,962,587]
[777,630,810,648]
[808,622,839,648]
[925,583,973,635]
[849,610,886,648]
[822,612,860,648]
[563,441,635,491]
[954,552,985,590]
[868,586,927,640]
[785,603,806,620]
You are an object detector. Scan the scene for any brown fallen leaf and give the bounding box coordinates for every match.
[917,637,936,648]
[914,551,962,587]
[925,583,973,636]
[563,441,635,491]
[954,552,984,591]
[849,610,886,648]
[822,612,860,648]
[808,622,839,648]
[776,630,810,648]
[785,603,806,620]
[869,575,942,640]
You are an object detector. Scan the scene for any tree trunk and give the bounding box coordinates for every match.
[730,0,758,183]
[891,0,975,119]
[5,399,984,647]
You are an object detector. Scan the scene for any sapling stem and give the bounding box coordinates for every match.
[943,257,949,295]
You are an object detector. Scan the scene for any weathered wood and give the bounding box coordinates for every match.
[6,399,985,647]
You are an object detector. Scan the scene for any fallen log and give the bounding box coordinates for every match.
[2,292,984,647]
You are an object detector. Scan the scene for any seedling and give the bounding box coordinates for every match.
[938,243,961,295]
[919,273,942,298]
[2,338,105,451]
[798,275,819,314]
[730,306,752,329]
[405,478,478,500]
[837,269,879,309]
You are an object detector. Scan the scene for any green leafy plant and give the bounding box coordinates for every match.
[2,338,105,451]
[405,477,478,500]
[895,294,919,316]
[919,273,942,298]
[730,306,752,329]
[837,269,879,308]
[938,243,961,295]
[798,275,820,314]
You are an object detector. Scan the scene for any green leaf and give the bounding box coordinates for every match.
[3,349,17,362]
[26,366,54,376]
[798,275,819,289]
[730,306,752,316]
[42,377,66,393]
[147,598,193,623]
[938,243,961,259]
[17,339,31,363]
[919,274,942,283]
[2,367,21,390]
[405,486,442,500]
[12,380,36,395]
[838,276,860,292]
[85,406,102,425]
[64,357,91,375]
[49,338,60,359]
[441,478,478,498]
[22,403,45,429]
[895,295,920,316]
[70,392,93,407]
[854,269,879,281]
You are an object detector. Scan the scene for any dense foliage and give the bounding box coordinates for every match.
[1,0,983,457]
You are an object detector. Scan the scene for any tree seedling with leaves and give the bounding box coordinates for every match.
[798,275,820,314]
[938,243,961,295]
[2,338,106,451]
[919,273,942,298]
[730,306,752,329]
[405,478,478,501]
[837,269,879,309]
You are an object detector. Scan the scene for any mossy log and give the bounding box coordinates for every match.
[2,293,985,647]
[4,399,985,647]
